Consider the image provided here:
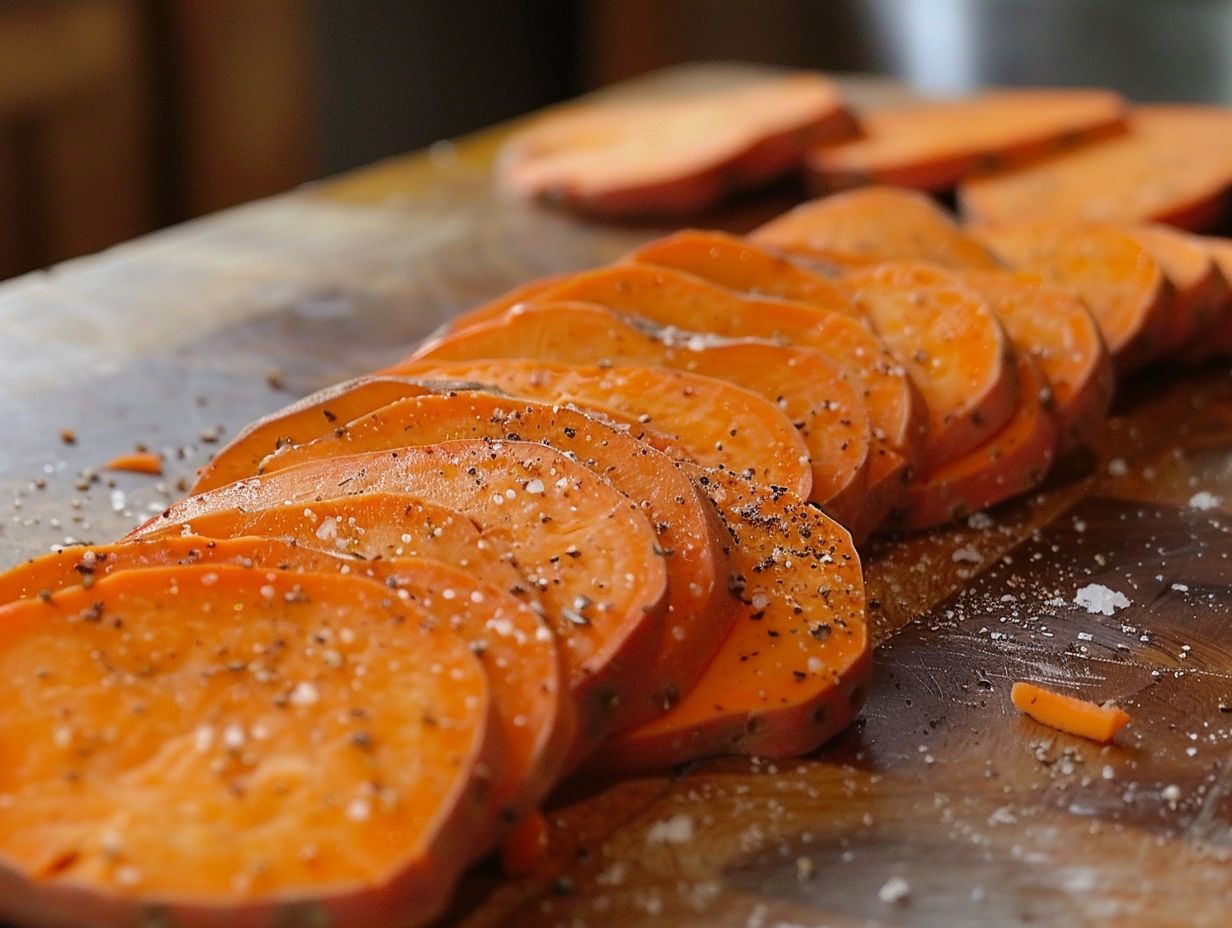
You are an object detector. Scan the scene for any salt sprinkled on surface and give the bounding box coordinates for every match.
[1074,584,1131,616]
[646,813,695,845]
[878,876,911,904]
[1188,491,1221,511]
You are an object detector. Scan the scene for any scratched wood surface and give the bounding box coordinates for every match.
[2,64,1231,927]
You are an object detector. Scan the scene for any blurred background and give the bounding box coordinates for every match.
[5,0,1232,279]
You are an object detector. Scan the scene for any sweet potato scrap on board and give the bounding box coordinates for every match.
[1011,681,1131,743]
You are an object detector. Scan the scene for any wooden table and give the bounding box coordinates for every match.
[2,64,1231,928]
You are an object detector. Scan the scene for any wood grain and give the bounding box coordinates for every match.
[1,64,1230,926]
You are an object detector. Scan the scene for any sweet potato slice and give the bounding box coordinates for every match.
[192,376,463,493]
[0,534,355,606]
[972,220,1173,372]
[843,261,1114,451]
[1127,224,1232,356]
[411,301,870,519]
[624,229,850,309]
[838,264,1019,469]
[0,533,569,827]
[807,88,1126,192]
[259,392,739,727]
[148,492,528,598]
[959,105,1232,231]
[895,354,1059,532]
[750,186,1002,269]
[1181,236,1232,363]
[0,565,500,928]
[444,263,921,467]
[134,441,669,741]
[590,466,870,772]
[385,358,814,499]
[497,72,853,217]
[453,274,572,332]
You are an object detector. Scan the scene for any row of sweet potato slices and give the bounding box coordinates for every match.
[2,182,1228,928]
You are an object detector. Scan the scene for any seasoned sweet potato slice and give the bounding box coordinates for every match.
[625,229,850,308]
[452,274,572,332]
[895,354,1059,532]
[386,358,814,499]
[193,376,465,493]
[1127,224,1232,356]
[134,441,668,741]
[959,105,1232,231]
[750,186,1002,269]
[411,301,870,519]
[591,466,869,772]
[148,492,527,597]
[844,261,1114,451]
[807,88,1126,192]
[838,264,1019,469]
[444,263,920,467]
[497,72,853,217]
[0,565,500,928]
[972,220,1173,372]
[260,393,740,727]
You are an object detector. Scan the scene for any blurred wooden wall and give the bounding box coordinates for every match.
[0,0,316,279]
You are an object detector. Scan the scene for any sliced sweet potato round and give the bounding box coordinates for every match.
[0,565,500,928]
[441,263,921,468]
[972,220,1173,373]
[412,301,870,519]
[750,186,1002,269]
[624,228,851,309]
[259,392,740,730]
[133,441,668,741]
[385,358,814,500]
[590,466,870,773]
[806,88,1126,192]
[838,264,1019,469]
[497,72,853,217]
[1180,235,1232,363]
[959,105,1232,231]
[193,376,466,493]
[148,492,528,598]
[1127,223,1232,356]
[895,354,1059,532]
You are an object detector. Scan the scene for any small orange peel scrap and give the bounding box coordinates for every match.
[104,451,163,475]
[1011,681,1131,743]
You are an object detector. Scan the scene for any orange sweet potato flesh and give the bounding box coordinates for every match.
[848,261,1114,452]
[960,105,1232,232]
[1181,236,1232,363]
[972,220,1173,373]
[497,72,854,218]
[895,354,1059,532]
[259,392,740,729]
[807,88,1126,192]
[625,229,851,308]
[104,451,162,475]
[838,264,1019,470]
[591,466,869,773]
[0,565,500,928]
[147,492,528,597]
[133,441,669,741]
[1011,681,1131,743]
[192,376,461,493]
[0,532,570,829]
[1127,224,1232,356]
[750,186,1002,269]
[411,301,871,520]
[386,358,814,500]
[450,263,922,468]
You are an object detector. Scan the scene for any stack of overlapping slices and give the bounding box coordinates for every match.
[5,182,1232,925]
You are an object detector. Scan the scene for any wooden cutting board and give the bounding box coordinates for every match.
[1,63,1230,927]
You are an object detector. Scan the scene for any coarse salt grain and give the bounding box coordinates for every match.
[1189,491,1221,511]
[646,813,694,844]
[1074,584,1131,616]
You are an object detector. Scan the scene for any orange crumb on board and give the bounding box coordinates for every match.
[500,811,550,877]
[1011,681,1130,743]
[104,451,163,475]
